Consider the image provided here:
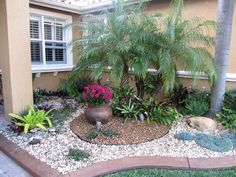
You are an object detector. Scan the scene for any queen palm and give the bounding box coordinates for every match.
[152,0,217,94]
[210,0,235,117]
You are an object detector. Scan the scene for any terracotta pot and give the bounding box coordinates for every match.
[84,104,112,124]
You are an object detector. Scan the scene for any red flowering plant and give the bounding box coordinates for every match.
[82,83,113,106]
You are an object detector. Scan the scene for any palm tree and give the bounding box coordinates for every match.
[71,0,216,95]
[210,0,235,117]
[71,1,158,89]
[152,0,216,94]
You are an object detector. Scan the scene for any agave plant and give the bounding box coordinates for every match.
[9,107,53,134]
[152,0,216,93]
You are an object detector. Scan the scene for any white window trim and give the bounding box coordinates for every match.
[30,8,73,72]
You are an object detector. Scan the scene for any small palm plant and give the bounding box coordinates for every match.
[153,0,216,93]
[9,107,53,134]
[71,1,158,88]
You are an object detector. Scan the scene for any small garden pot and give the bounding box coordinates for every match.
[85,104,112,124]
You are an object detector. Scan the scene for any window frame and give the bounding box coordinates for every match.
[30,8,73,73]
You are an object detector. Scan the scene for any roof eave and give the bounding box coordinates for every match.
[30,0,83,14]
[30,0,150,15]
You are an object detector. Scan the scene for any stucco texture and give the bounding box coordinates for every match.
[32,0,236,91]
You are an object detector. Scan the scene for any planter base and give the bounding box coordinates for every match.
[84,105,112,124]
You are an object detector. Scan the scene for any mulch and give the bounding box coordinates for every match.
[70,114,170,145]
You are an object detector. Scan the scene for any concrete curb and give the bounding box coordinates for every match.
[1,134,236,177]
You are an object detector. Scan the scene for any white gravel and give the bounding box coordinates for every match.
[1,108,236,174]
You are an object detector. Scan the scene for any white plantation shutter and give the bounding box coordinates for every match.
[30,20,40,39]
[30,14,68,65]
[44,21,53,40]
[31,42,42,62]
[55,23,63,41]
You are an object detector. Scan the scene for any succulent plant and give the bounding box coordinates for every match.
[87,129,99,139]
[222,133,236,148]
[174,132,195,141]
[102,129,119,138]
[67,148,90,161]
[195,133,233,152]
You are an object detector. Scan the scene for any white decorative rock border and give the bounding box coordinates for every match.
[1,108,236,174]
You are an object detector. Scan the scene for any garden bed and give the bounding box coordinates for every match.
[1,106,236,174]
[70,114,170,145]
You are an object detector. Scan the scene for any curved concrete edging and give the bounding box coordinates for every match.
[1,134,236,177]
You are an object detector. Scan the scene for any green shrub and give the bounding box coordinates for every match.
[168,85,190,107]
[59,73,94,98]
[115,98,140,121]
[195,133,233,152]
[67,148,90,161]
[216,90,236,132]
[9,107,53,134]
[102,129,118,137]
[223,90,236,112]
[184,92,210,116]
[217,108,236,132]
[87,129,100,139]
[175,132,195,141]
[51,107,72,126]
[150,105,182,125]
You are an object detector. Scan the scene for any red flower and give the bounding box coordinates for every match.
[82,83,113,106]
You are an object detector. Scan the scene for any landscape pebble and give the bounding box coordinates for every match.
[1,108,236,174]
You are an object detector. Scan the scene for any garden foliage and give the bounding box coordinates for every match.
[112,86,181,125]
[184,91,210,116]
[71,0,216,95]
[59,72,94,98]
[9,107,53,134]
[174,132,195,141]
[175,132,235,152]
[67,148,90,161]
[217,90,236,132]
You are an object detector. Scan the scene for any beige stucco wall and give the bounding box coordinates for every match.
[30,5,81,90]
[0,0,33,114]
[144,0,236,74]
[32,0,236,91]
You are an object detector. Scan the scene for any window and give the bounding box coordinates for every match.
[30,10,72,71]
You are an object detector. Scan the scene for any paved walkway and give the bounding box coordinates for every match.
[0,110,31,177]
[0,151,32,177]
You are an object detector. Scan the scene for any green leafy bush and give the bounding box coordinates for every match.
[51,107,72,126]
[116,98,140,121]
[184,92,210,116]
[59,73,94,98]
[168,85,190,107]
[150,105,182,125]
[195,133,233,152]
[217,108,236,132]
[216,90,236,132]
[175,132,195,141]
[9,107,53,134]
[102,129,119,137]
[223,90,236,111]
[87,129,100,139]
[67,148,90,161]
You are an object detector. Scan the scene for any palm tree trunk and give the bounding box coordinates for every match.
[120,64,129,89]
[209,0,235,117]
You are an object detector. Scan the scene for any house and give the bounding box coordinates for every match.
[0,0,235,115]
